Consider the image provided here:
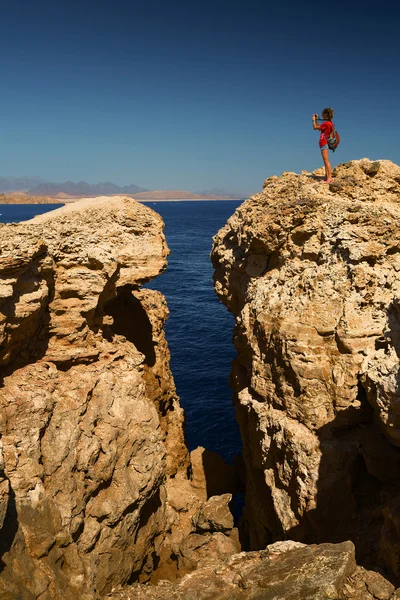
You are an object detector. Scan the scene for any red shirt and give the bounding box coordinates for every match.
[319,121,333,148]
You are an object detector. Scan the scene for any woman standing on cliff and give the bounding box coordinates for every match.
[312,108,334,183]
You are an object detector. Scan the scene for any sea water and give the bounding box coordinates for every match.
[144,200,243,463]
[0,204,63,223]
[0,201,243,464]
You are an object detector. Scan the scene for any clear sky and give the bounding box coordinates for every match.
[1,0,399,193]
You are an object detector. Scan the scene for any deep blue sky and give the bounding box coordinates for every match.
[1,0,399,193]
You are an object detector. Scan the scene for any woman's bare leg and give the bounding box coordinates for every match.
[321,149,332,182]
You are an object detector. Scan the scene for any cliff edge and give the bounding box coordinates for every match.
[212,159,400,579]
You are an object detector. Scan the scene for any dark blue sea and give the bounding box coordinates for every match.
[0,201,243,464]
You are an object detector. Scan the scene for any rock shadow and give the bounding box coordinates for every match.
[127,489,162,584]
[0,480,18,573]
[386,299,400,359]
[104,287,156,367]
[0,266,54,386]
[199,449,238,500]
[284,394,400,581]
[305,174,326,182]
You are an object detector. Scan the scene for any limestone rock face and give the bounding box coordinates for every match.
[211,159,400,576]
[0,197,193,599]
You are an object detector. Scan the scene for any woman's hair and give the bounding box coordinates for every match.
[322,107,334,120]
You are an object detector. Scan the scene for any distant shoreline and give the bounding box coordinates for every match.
[139,197,245,203]
[0,196,245,205]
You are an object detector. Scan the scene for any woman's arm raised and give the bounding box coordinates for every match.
[311,114,321,130]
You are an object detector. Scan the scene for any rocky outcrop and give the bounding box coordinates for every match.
[212,159,400,579]
[0,197,238,599]
[108,539,400,600]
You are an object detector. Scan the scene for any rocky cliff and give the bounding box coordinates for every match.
[0,197,238,600]
[5,172,400,600]
[212,159,400,580]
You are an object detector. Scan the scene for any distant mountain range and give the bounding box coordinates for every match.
[0,176,248,199]
[0,176,47,192]
[27,181,149,197]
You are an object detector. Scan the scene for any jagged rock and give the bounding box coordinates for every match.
[170,492,240,578]
[211,160,400,577]
[107,540,357,599]
[192,494,234,532]
[176,529,241,574]
[344,566,395,599]
[0,197,192,599]
[154,482,238,583]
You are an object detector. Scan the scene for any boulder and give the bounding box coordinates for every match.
[192,494,234,532]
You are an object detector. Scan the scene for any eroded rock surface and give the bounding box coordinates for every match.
[109,540,398,600]
[0,197,238,599]
[211,159,400,578]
